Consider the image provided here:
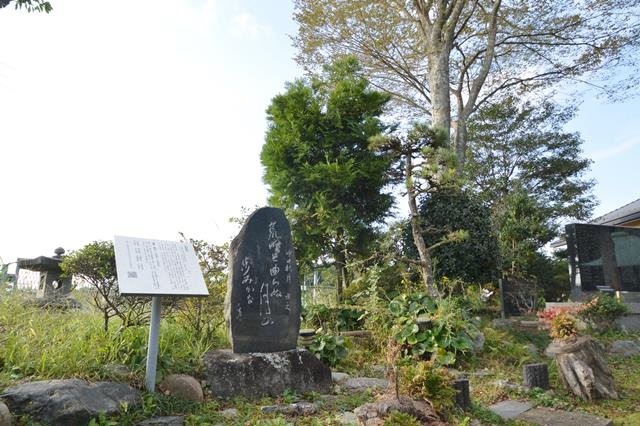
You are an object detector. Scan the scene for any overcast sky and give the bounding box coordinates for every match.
[1,0,639,264]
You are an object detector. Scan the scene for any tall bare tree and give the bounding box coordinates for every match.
[294,0,640,171]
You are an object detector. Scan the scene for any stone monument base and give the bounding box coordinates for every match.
[202,349,331,399]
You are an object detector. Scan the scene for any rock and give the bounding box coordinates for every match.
[471,331,485,351]
[471,368,491,377]
[138,416,185,426]
[260,402,319,415]
[202,348,331,399]
[103,363,132,380]
[492,379,524,392]
[342,377,389,392]
[609,340,640,357]
[224,207,301,353]
[525,343,539,357]
[220,408,238,419]
[491,318,514,328]
[0,401,11,426]
[446,368,467,379]
[159,374,203,403]
[354,395,446,425]
[319,394,338,404]
[332,372,350,383]
[0,379,139,426]
[338,411,358,425]
[489,400,532,420]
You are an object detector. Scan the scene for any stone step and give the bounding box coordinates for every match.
[488,400,532,420]
[517,407,612,426]
[488,400,613,426]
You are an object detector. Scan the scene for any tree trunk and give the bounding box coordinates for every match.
[546,336,619,401]
[103,311,109,332]
[427,49,451,140]
[405,155,438,297]
[334,248,346,304]
[453,116,467,174]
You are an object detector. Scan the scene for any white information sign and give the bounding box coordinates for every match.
[113,235,208,296]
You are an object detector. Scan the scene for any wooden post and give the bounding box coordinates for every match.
[523,363,549,390]
[453,379,471,410]
[498,278,506,319]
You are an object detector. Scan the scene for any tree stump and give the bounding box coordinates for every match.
[523,363,549,390]
[546,336,618,401]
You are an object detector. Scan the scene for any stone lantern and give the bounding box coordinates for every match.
[16,247,72,299]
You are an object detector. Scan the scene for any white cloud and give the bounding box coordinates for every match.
[589,138,640,161]
[230,13,271,39]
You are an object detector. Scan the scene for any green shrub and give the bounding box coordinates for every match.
[578,294,628,330]
[398,361,455,412]
[389,293,477,365]
[550,313,578,341]
[480,327,535,366]
[308,332,348,367]
[302,304,365,331]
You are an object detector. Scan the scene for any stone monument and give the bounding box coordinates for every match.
[224,207,301,352]
[203,207,331,399]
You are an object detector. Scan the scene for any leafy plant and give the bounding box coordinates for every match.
[389,293,476,365]
[174,235,228,341]
[60,241,150,331]
[308,332,348,367]
[481,327,537,366]
[397,360,455,412]
[383,410,422,425]
[336,306,366,331]
[302,304,365,331]
[550,314,578,341]
[578,294,628,330]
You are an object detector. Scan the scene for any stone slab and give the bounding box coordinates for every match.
[517,407,612,426]
[609,340,640,357]
[488,400,532,420]
[201,348,331,399]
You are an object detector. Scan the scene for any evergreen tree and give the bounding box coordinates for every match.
[261,57,393,301]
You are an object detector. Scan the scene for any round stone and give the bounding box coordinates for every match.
[159,374,203,403]
[0,401,11,426]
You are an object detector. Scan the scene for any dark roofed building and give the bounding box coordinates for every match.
[591,198,640,228]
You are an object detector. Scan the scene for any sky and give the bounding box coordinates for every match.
[1,0,639,265]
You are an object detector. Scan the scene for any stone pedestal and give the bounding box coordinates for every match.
[202,349,331,399]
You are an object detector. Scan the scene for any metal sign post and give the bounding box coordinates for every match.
[145,296,162,392]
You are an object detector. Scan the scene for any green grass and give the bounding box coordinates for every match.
[464,325,640,425]
[1,290,639,425]
[0,292,225,388]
